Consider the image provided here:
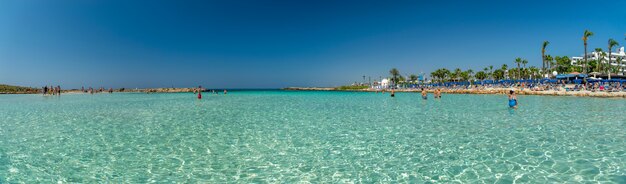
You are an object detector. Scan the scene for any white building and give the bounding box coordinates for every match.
[380,78,389,89]
[371,79,390,89]
[571,46,626,74]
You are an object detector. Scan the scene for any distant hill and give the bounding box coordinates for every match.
[0,84,39,94]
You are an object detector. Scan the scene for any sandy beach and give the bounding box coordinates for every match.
[285,87,626,98]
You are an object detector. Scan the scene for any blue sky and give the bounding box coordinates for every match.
[1,0,625,88]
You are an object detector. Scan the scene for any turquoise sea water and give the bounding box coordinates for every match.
[0,91,624,183]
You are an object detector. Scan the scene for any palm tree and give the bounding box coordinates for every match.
[475,71,487,80]
[608,39,619,79]
[493,69,505,80]
[620,55,625,75]
[409,74,418,83]
[552,56,565,73]
[501,64,508,79]
[542,41,549,76]
[441,68,451,82]
[514,58,522,79]
[600,51,607,70]
[466,69,474,81]
[489,65,494,80]
[522,59,528,79]
[545,55,553,76]
[582,30,594,74]
[483,67,489,80]
[529,66,539,79]
[595,48,603,72]
[460,71,470,82]
[450,71,458,82]
[389,68,400,87]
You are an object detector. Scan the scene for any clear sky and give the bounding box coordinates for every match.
[1,0,625,88]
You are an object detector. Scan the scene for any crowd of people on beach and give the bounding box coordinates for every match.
[410,80,626,93]
[42,85,61,96]
[372,78,623,108]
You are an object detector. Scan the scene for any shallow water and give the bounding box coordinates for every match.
[0,91,624,183]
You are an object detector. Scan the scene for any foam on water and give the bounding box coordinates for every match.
[0,91,624,183]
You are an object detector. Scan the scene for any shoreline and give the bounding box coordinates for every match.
[4,87,626,98]
[283,87,626,98]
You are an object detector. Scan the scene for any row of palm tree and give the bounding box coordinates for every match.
[383,30,624,85]
[390,56,569,84]
[576,30,625,79]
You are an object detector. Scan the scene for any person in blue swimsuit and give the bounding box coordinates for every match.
[508,90,517,109]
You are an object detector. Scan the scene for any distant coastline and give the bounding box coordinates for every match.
[0,84,210,94]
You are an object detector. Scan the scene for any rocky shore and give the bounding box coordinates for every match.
[283,87,336,91]
[63,88,202,93]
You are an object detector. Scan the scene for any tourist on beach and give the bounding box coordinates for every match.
[197,86,202,99]
[421,88,427,100]
[508,90,518,109]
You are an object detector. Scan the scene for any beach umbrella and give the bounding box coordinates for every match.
[589,72,601,78]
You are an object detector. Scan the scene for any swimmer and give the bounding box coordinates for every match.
[421,88,427,100]
[508,90,518,109]
[437,88,442,98]
[197,86,202,99]
[390,89,395,97]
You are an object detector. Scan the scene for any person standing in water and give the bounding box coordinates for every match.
[224,89,227,95]
[438,88,442,98]
[508,90,518,109]
[390,89,395,97]
[421,88,427,100]
[57,85,61,96]
[197,86,202,99]
[435,88,442,98]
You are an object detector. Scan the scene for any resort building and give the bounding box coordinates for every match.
[571,46,626,74]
